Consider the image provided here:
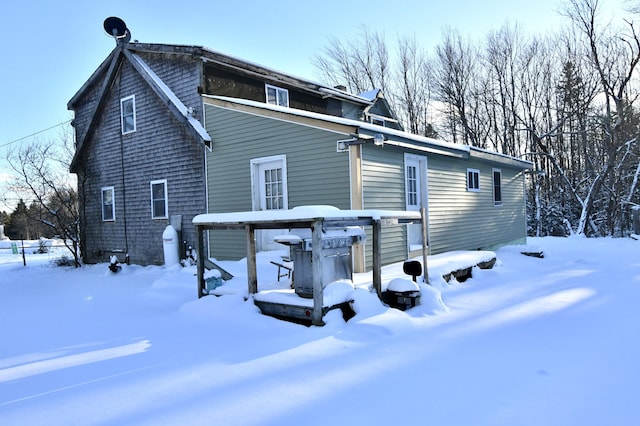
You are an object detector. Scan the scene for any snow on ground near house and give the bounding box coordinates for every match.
[1,236,639,425]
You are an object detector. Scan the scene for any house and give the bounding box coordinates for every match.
[202,96,532,272]
[67,38,400,265]
[68,23,531,268]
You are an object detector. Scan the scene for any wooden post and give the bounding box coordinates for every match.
[372,219,382,299]
[311,220,324,326]
[195,225,206,298]
[421,207,429,284]
[246,224,258,295]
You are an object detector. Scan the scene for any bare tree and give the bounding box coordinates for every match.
[5,131,80,266]
[312,25,391,95]
[563,0,640,235]
[432,28,478,145]
[310,8,640,238]
[483,23,526,155]
[395,35,435,136]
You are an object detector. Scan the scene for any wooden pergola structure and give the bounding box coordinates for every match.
[193,208,425,326]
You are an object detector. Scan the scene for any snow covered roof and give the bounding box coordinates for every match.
[193,205,421,226]
[358,89,381,101]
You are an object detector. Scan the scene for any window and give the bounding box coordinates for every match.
[406,163,419,208]
[101,187,115,221]
[263,167,284,210]
[493,169,502,206]
[121,95,136,134]
[467,168,480,192]
[150,179,168,219]
[265,84,289,107]
[251,155,288,211]
[371,117,386,127]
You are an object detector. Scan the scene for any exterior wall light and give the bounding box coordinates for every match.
[336,138,359,152]
[336,134,387,152]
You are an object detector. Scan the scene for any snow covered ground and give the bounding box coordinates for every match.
[1,236,639,425]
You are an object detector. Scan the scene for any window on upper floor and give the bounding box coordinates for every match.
[150,179,168,219]
[493,169,502,206]
[265,84,289,107]
[121,95,136,134]
[101,186,115,221]
[467,168,480,192]
[370,115,386,127]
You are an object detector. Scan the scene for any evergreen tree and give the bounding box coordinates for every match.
[5,199,30,240]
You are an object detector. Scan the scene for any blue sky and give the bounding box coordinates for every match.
[0,0,624,209]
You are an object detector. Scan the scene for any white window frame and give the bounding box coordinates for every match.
[404,153,429,252]
[404,154,428,209]
[405,159,420,210]
[493,168,503,206]
[467,168,480,192]
[101,186,115,222]
[265,84,289,107]
[120,95,137,134]
[250,155,288,211]
[370,116,386,127]
[150,179,168,219]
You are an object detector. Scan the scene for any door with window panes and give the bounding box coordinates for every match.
[257,160,284,211]
[405,155,428,252]
[253,157,288,252]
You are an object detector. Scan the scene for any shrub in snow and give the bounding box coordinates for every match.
[37,238,50,254]
[52,255,77,267]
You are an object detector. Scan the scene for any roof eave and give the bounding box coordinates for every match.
[126,43,372,105]
[67,47,120,110]
[469,146,533,169]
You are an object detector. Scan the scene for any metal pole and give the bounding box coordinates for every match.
[21,235,26,266]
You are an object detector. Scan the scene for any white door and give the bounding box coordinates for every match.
[251,156,288,252]
[405,154,428,252]
[257,160,285,211]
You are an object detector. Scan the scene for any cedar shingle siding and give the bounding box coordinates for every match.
[72,52,206,265]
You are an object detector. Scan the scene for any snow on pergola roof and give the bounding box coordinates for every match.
[193,205,422,226]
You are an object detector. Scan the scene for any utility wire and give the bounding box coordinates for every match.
[0,120,72,149]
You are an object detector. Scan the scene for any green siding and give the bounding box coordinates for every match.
[360,145,527,266]
[427,156,526,254]
[205,103,352,260]
[361,147,410,267]
[203,102,527,265]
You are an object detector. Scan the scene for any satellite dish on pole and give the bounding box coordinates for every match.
[103,17,131,43]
